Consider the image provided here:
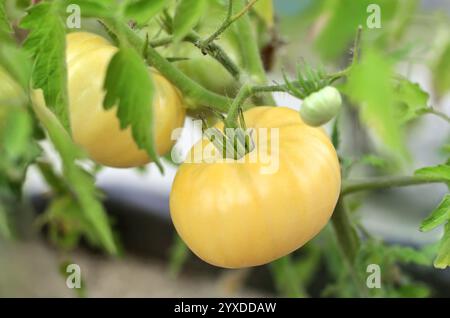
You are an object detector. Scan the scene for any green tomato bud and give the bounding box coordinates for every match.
[299,86,342,127]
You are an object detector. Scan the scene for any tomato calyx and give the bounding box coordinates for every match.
[201,112,255,160]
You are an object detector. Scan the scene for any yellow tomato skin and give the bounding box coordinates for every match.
[36,32,186,168]
[170,107,341,268]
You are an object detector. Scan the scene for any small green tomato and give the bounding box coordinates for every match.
[300,86,342,127]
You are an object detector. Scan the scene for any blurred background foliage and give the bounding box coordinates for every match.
[1,0,450,298]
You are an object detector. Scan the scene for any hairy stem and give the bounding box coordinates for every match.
[185,32,241,80]
[200,0,259,49]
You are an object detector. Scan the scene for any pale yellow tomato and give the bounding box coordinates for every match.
[35,32,186,168]
[170,106,341,268]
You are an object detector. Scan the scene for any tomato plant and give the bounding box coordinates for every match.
[1,0,450,299]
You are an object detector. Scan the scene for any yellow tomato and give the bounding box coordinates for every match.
[170,107,341,268]
[35,32,186,168]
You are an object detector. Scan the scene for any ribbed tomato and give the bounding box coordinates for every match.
[170,106,341,268]
[34,32,186,168]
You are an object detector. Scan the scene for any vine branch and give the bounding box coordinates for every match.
[101,18,234,113]
[341,175,448,196]
[199,0,259,50]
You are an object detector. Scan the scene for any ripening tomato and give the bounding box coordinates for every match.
[34,32,186,168]
[170,106,341,268]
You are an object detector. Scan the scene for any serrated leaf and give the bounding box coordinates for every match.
[344,48,407,160]
[124,0,167,26]
[415,164,450,182]
[173,0,207,41]
[434,222,450,269]
[20,2,70,132]
[421,195,450,232]
[103,46,163,172]
[394,79,429,123]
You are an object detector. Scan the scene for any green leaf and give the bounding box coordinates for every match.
[168,234,190,277]
[432,42,450,98]
[384,245,432,266]
[1,108,33,161]
[421,194,450,232]
[63,0,113,18]
[415,164,450,182]
[434,222,450,269]
[20,2,70,132]
[314,0,398,60]
[103,46,163,172]
[0,0,12,35]
[0,43,32,92]
[124,0,167,26]
[394,79,429,123]
[344,48,407,160]
[0,205,14,240]
[270,255,305,298]
[359,154,387,168]
[173,0,207,41]
[36,102,117,255]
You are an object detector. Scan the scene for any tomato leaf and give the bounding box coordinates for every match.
[0,0,12,35]
[344,48,408,160]
[434,222,450,269]
[37,107,118,255]
[124,0,167,26]
[173,0,207,41]
[394,79,429,123]
[103,46,163,172]
[20,2,70,133]
[415,164,450,182]
[420,195,450,232]
[62,0,114,18]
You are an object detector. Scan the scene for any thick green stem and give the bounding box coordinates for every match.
[234,1,275,105]
[342,175,447,196]
[331,198,367,297]
[102,18,233,113]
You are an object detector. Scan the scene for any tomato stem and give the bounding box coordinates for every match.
[331,199,368,297]
[199,0,259,51]
[342,175,448,196]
